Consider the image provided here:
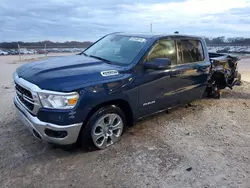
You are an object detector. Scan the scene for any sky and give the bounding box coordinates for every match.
[1,0,250,42]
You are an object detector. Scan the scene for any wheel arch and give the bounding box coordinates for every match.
[83,99,135,128]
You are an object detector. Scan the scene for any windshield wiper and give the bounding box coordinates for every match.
[89,55,112,64]
[81,52,88,56]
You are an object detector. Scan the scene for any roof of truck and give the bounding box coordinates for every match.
[110,32,204,40]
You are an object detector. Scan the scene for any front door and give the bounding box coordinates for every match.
[137,39,183,117]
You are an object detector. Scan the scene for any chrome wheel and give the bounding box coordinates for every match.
[91,113,124,149]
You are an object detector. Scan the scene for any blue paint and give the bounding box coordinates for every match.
[16,33,211,126]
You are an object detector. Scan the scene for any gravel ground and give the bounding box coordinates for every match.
[0,55,250,188]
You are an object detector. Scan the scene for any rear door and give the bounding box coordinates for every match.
[174,38,211,103]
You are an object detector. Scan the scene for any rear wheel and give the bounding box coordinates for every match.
[80,105,126,150]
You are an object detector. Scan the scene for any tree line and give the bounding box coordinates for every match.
[0,41,93,49]
[205,37,250,45]
[1,37,250,49]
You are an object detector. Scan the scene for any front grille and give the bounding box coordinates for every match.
[15,83,34,111]
[15,83,32,99]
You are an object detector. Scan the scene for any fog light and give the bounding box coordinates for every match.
[44,128,68,138]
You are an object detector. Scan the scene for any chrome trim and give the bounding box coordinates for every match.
[22,95,35,104]
[14,96,82,145]
[14,75,42,115]
[16,90,22,97]
[16,96,37,115]
[23,95,34,103]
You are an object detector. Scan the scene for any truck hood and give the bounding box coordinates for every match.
[16,55,124,91]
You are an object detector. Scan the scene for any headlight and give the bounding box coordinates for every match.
[38,92,79,109]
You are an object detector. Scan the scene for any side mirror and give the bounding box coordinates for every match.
[144,58,171,70]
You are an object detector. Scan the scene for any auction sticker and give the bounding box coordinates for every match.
[129,37,146,42]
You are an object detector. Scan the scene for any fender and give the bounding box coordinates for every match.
[80,75,138,125]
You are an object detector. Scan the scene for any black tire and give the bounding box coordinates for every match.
[79,105,126,151]
[236,73,242,86]
[206,81,221,99]
[213,90,221,99]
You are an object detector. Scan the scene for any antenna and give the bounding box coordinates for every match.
[150,23,153,32]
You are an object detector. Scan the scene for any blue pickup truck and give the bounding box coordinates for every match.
[13,33,241,150]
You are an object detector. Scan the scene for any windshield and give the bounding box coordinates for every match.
[83,35,147,65]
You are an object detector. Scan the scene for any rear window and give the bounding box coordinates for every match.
[178,39,204,64]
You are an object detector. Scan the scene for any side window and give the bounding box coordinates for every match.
[146,40,177,65]
[178,39,204,64]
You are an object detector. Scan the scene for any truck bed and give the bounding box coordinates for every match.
[206,52,241,95]
[209,52,240,63]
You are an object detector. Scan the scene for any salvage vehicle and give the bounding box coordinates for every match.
[13,33,241,150]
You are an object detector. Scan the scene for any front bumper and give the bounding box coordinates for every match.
[14,96,82,145]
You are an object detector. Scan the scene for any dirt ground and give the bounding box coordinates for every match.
[0,54,250,188]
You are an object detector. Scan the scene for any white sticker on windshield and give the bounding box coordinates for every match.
[129,37,146,43]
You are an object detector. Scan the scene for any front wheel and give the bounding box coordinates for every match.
[80,105,126,150]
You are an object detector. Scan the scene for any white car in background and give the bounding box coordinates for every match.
[0,50,8,55]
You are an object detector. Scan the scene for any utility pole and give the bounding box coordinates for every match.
[150,23,153,32]
[18,44,21,61]
[45,44,47,59]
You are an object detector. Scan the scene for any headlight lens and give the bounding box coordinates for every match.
[38,92,79,109]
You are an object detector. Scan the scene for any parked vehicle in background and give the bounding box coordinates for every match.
[36,49,48,54]
[19,48,32,54]
[6,49,19,55]
[13,33,241,150]
[0,50,8,55]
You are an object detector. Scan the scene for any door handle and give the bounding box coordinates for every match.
[170,70,183,77]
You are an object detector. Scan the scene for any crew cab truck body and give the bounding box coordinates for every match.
[13,33,239,150]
